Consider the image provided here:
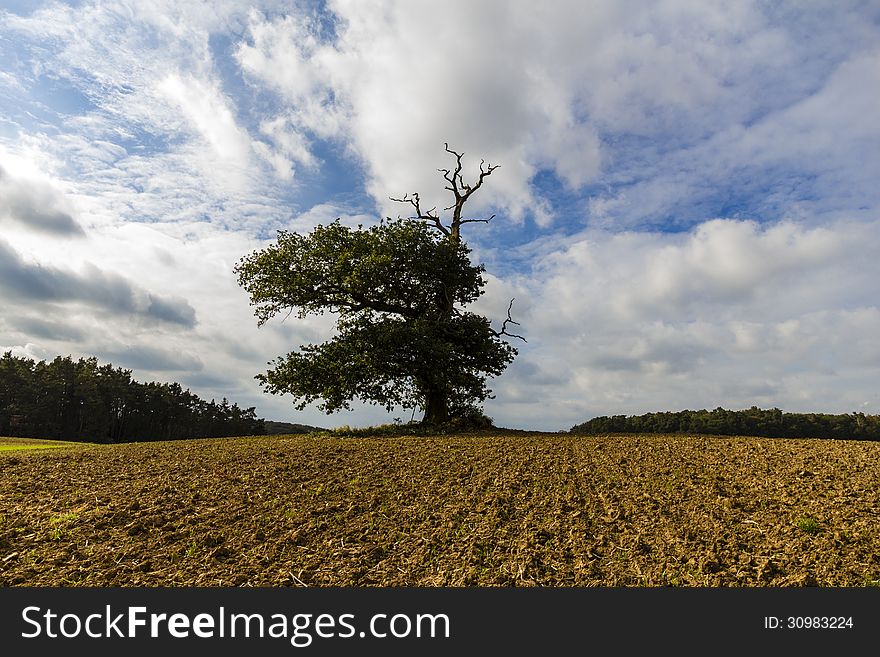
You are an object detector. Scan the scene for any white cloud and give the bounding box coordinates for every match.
[157,74,253,163]
[258,114,317,173]
[155,72,295,190]
[585,45,880,229]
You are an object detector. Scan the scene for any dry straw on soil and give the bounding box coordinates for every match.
[1,433,877,586]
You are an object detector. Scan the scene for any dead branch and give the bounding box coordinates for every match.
[394,143,500,243]
[494,298,527,342]
[389,192,451,236]
[459,214,496,225]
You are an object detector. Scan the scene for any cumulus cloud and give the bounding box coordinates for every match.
[0,238,196,327]
[613,220,857,319]
[235,1,612,221]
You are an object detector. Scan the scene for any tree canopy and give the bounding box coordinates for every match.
[236,146,521,424]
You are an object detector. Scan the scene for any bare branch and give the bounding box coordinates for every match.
[389,193,451,236]
[438,167,458,195]
[444,143,465,179]
[394,144,501,243]
[459,214,496,225]
[461,158,499,203]
[442,143,470,202]
[480,158,500,177]
[494,298,527,342]
[438,144,500,241]
[389,192,423,216]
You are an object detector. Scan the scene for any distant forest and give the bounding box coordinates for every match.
[263,420,325,435]
[0,352,266,443]
[571,406,880,440]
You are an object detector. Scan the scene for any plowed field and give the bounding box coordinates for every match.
[1,433,878,586]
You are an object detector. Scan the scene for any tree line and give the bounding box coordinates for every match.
[0,352,266,442]
[570,406,880,440]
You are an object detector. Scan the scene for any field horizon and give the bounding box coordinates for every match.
[1,432,877,587]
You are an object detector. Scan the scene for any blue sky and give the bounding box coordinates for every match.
[1,1,879,430]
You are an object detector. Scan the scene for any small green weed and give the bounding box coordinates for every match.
[50,512,79,524]
[795,516,820,535]
[48,512,79,540]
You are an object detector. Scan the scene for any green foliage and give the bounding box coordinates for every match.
[236,219,484,325]
[795,516,820,535]
[236,218,517,423]
[0,352,266,442]
[570,406,880,441]
[259,311,514,415]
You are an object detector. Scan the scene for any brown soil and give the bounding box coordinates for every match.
[1,433,877,586]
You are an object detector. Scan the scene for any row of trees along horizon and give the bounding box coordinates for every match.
[2,351,878,442]
[0,352,265,443]
[571,407,880,441]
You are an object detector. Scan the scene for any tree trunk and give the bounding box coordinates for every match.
[423,386,449,424]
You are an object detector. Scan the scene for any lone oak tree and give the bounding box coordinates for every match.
[235,145,524,425]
